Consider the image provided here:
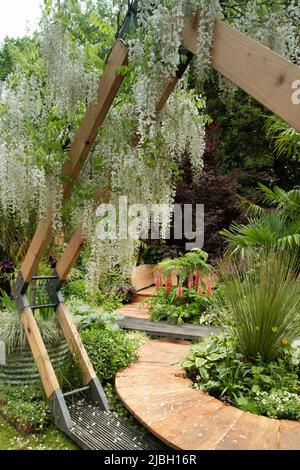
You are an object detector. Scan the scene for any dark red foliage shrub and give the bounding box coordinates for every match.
[175,167,243,260]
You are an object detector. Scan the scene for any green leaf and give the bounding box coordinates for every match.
[195,357,207,368]
[199,367,209,380]
[182,360,194,369]
[260,375,272,384]
[207,352,227,361]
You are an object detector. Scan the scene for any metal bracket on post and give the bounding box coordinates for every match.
[46,271,65,307]
[89,378,110,412]
[176,47,194,78]
[118,0,139,40]
[51,389,74,433]
[12,273,30,311]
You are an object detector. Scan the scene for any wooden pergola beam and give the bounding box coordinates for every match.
[56,303,96,385]
[56,227,84,281]
[181,17,300,132]
[21,308,60,398]
[62,41,128,199]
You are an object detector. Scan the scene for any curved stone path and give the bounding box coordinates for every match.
[116,339,300,450]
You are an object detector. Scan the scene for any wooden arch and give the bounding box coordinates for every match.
[14,10,300,399]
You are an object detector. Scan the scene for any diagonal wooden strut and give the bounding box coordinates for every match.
[56,303,96,386]
[21,308,60,398]
[181,16,300,132]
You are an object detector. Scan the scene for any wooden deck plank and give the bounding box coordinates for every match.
[215,411,279,450]
[115,339,300,450]
[163,404,243,450]
[278,420,300,450]
[116,306,149,319]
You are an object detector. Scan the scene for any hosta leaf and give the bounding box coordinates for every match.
[199,366,209,380]
[260,375,272,384]
[182,360,194,369]
[195,357,207,368]
[207,352,226,361]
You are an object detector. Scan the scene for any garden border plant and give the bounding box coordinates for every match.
[148,249,219,325]
[182,249,300,421]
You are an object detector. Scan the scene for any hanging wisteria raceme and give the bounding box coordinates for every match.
[42,20,99,119]
[0,18,100,257]
[231,1,300,66]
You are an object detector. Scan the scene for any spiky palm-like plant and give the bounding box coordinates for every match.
[217,250,300,362]
[221,184,300,255]
[264,115,300,160]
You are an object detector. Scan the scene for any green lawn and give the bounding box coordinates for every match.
[0,416,77,450]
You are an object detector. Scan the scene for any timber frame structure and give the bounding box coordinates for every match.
[12,1,300,447]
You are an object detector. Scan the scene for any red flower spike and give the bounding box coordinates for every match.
[155,271,162,290]
[177,283,183,298]
[165,275,172,294]
[197,281,202,295]
[187,270,193,289]
[194,270,200,286]
[205,275,213,297]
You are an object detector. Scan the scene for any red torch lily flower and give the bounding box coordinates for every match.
[177,282,183,298]
[187,270,193,289]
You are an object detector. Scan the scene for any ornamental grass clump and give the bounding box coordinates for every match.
[217,249,300,362]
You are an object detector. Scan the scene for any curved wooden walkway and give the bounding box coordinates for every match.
[116,339,300,450]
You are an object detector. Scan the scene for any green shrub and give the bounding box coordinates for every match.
[95,292,122,311]
[182,335,247,397]
[221,184,300,255]
[217,249,300,362]
[64,279,123,311]
[81,324,143,383]
[63,279,89,302]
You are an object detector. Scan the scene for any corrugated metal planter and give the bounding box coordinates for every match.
[0,340,70,385]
